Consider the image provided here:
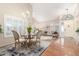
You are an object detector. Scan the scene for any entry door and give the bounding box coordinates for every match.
[64,20,74,37]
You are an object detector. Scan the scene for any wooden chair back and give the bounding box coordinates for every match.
[12,30,20,42]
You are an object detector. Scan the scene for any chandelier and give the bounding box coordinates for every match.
[62,9,74,20]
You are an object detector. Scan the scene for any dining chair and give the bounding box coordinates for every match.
[35,30,42,46]
[52,31,59,40]
[12,30,27,48]
[19,31,26,39]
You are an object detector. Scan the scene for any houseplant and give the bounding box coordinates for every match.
[0,25,3,33]
[76,28,79,32]
[27,25,32,38]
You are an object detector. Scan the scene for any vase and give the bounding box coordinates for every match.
[28,32,31,39]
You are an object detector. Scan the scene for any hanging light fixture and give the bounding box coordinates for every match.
[62,9,74,20]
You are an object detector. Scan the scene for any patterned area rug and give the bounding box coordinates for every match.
[0,44,46,56]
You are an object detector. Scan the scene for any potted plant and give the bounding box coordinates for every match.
[76,28,79,35]
[0,25,3,33]
[27,25,32,38]
[76,28,79,33]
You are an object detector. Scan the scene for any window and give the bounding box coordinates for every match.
[4,15,25,37]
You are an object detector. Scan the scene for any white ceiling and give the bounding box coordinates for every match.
[31,3,77,22]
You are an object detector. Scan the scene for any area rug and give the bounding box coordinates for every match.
[0,44,46,56]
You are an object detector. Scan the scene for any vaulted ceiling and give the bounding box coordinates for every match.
[31,3,77,23]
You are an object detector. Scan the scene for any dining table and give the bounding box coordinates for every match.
[21,34,36,47]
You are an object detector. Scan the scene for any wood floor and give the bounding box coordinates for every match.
[41,37,79,56]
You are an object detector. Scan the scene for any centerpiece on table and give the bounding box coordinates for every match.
[27,25,32,39]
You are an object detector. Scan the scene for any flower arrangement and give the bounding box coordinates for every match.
[27,25,32,33]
